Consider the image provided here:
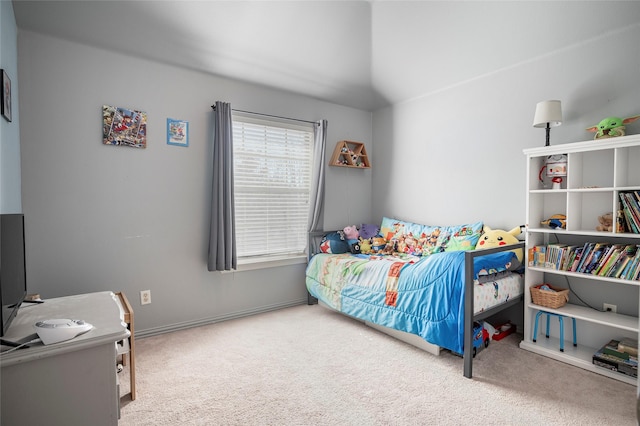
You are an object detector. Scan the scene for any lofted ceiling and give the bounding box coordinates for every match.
[12,1,640,111]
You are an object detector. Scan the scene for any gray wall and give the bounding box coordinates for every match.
[0,0,21,214]
[372,21,640,230]
[17,31,372,335]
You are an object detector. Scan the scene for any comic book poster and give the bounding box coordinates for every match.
[103,105,147,148]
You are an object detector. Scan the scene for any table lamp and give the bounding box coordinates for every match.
[533,100,563,146]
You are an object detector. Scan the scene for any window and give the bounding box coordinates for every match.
[232,114,313,262]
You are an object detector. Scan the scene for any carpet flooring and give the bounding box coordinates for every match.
[118,304,637,425]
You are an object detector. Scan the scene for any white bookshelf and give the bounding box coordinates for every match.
[521,134,640,386]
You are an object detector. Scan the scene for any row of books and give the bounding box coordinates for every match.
[592,338,638,378]
[619,191,640,234]
[528,242,640,280]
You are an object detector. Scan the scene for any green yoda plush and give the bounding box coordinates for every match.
[586,115,640,139]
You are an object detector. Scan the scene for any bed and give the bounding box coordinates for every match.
[305,217,525,378]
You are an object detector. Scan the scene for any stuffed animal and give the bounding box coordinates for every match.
[586,115,640,139]
[596,212,613,232]
[359,238,372,254]
[343,225,359,240]
[371,236,387,253]
[359,223,380,240]
[540,214,566,230]
[343,225,361,254]
[319,231,350,254]
[475,225,523,262]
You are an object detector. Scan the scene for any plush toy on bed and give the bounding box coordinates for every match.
[358,223,380,240]
[359,238,372,254]
[319,231,350,254]
[475,225,523,263]
[343,225,361,254]
[370,236,387,253]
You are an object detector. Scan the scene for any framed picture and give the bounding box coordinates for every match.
[2,69,11,122]
[167,118,189,147]
[102,105,148,148]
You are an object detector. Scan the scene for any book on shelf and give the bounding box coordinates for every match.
[622,248,640,280]
[613,245,639,278]
[583,242,608,274]
[528,241,640,280]
[545,243,566,269]
[612,256,631,278]
[569,247,584,272]
[619,191,640,234]
[595,244,624,276]
[560,245,578,271]
[593,339,638,378]
[575,242,596,273]
[592,244,621,275]
[626,192,640,224]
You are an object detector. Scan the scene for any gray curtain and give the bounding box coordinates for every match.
[307,119,327,233]
[208,101,236,271]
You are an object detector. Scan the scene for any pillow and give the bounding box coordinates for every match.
[416,226,444,256]
[380,217,434,256]
[380,217,421,241]
[438,221,484,252]
[379,217,483,256]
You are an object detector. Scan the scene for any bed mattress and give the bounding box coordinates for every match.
[474,273,524,314]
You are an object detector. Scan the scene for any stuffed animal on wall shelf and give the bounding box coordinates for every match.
[475,225,523,262]
[586,115,640,139]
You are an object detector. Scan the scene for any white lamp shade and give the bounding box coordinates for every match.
[533,100,563,128]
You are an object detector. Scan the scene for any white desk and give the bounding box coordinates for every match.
[1,291,130,426]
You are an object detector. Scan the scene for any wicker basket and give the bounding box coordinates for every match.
[530,284,569,309]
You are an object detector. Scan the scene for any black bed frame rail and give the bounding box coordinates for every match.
[463,242,525,378]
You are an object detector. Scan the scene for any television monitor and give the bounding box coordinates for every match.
[0,214,28,337]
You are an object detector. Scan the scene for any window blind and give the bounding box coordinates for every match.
[232,116,313,259]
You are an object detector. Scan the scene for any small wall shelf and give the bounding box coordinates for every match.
[330,140,370,168]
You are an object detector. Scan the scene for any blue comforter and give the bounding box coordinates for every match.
[305,250,516,354]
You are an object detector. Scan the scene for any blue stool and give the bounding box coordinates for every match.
[532,311,577,352]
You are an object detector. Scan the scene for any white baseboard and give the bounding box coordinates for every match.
[135,298,308,339]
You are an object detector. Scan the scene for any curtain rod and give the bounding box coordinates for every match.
[210,104,316,125]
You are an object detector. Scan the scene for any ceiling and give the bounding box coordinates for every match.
[12,1,640,111]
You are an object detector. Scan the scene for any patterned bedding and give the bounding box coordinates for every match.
[306,250,522,354]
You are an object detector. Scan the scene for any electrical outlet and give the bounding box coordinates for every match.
[603,303,617,313]
[140,290,151,305]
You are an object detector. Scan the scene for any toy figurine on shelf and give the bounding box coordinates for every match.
[586,115,640,139]
[538,154,567,190]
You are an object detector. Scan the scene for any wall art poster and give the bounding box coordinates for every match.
[167,118,189,147]
[1,69,11,122]
[102,105,147,148]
